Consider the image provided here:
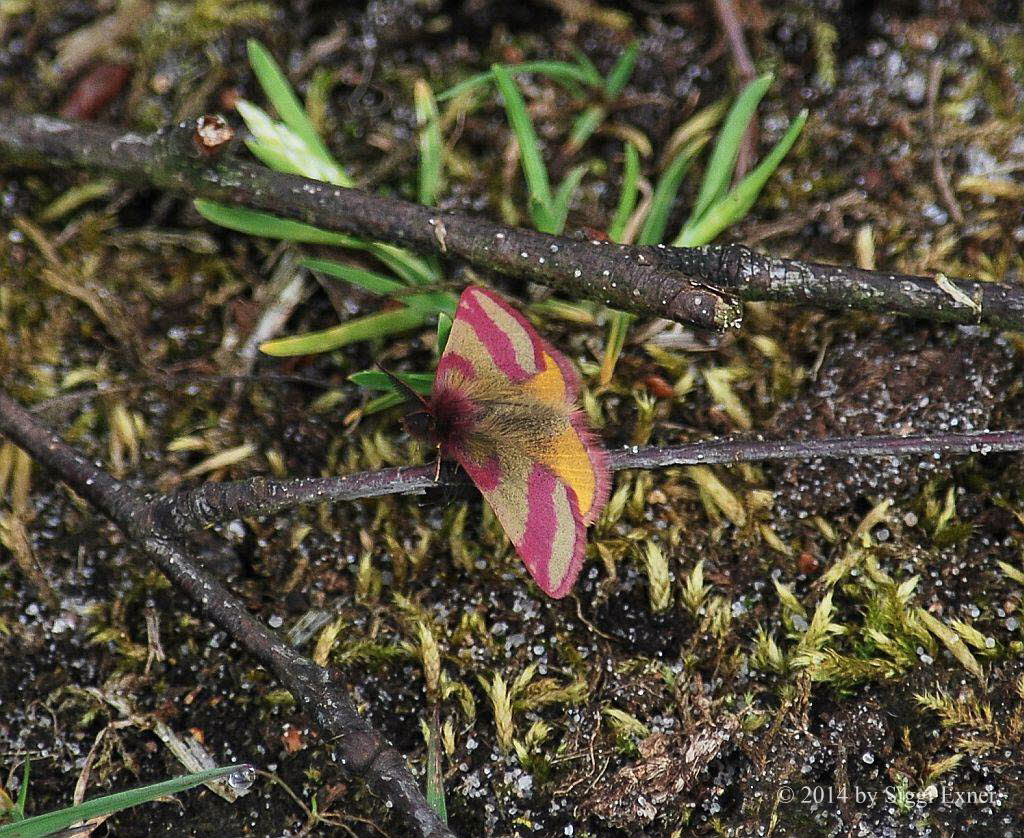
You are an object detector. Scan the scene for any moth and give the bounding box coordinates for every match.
[398,286,610,598]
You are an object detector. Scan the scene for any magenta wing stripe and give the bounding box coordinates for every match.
[519,462,586,598]
[436,351,476,383]
[459,289,534,381]
[474,288,582,401]
[477,288,580,397]
[468,288,547,369]
[521,464,557,591]
[454,448,502,492]
[451,287,584,403]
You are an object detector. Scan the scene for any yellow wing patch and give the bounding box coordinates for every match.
[522,352,568,406]
[542,425,597,516]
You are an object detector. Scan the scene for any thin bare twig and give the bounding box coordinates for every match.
[0,387,453,838]
[711,0,758,177]
[149,430,1024,534]
[927,58,965,225]
[1,111,1023,330]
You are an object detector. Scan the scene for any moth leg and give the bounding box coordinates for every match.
[434,446,442,481]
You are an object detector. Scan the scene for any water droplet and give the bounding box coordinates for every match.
[227,764,256,792]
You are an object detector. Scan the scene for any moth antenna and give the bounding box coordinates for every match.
[376,362,429,405]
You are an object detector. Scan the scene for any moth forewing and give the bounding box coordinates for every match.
[424,286,611,598]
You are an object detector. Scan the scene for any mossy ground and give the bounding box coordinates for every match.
[3,1,1024,835]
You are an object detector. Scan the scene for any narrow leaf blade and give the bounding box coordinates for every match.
[608,142,640,243]
[492,64,555,229]
[415,79,444,206]
[686,73,773,226]
[0,766,249,838]
[260,307,431,356]
[246,40,337,170]
[675,109,807,247]
[638,135,707,246]
[349,370,434,393]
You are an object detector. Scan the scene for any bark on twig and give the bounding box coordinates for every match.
[152,430,1024,533]
[0,388,454,838]
[2,110,1022,331]
[0,111,738,330]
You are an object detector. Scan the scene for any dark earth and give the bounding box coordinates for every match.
[3,0,1024,835]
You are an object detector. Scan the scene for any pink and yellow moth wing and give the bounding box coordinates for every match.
[536,415,610,526]
[436,287,581,393]
[456,446,587,598]
[437,286,612,596]
[520,354,610,525]
[438,287,609,521]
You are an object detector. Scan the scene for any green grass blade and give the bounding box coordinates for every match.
[492,64,555,231]
[605,41,639,97]
[243,137,308,178]
[551,165,588,234]
[195,202,435,286]
[565,43,637,155]
[566,105,606,154]
[436,61,597,102]
[10,760,30,821]
[415,80,444,207]
[436,311,453,354]
[526,194,555,234]
[236,100,350,186]
[360,390,407,416]
[260,307,431,356]
[434,69,493,101]
[435,70,495,102]
[194,200,363,248]
[660,98,728,168]
[246,39,337,170]
[529,298,598,324]
[608,142,640,242]
[0,766,248,838]
[534,60,598,88]
[599,310,633,386]
[675,109,807,247]
[686,73,773,226]
[365,244,438,286]
[349,370,434,393]
[401,291,458,315]
[304,67,334,138]
[300,258,406,295]
[38,179,117,222]
[571,50,604,87]
[638,135,707,246]
[600,140,642,384]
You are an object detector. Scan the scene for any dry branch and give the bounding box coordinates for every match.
[133,430,1024,533]
[2,110,1023,330]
